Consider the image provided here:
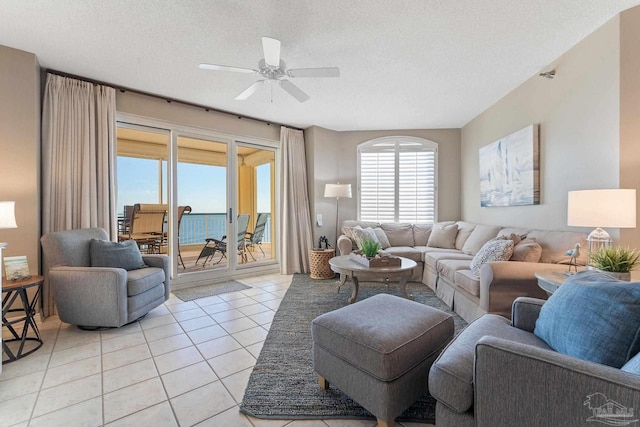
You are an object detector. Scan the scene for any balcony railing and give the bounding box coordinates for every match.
[179,212,272,245]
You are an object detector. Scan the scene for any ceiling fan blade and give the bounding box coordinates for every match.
[287,67,340,78]
[235,80,264,100]
[262,37,281,67]
[279,80,310,102]
[199,63,257,74]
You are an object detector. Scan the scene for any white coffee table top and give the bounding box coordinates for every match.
[329,255,417,274]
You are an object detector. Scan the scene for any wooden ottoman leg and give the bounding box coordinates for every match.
[318,374,330,390]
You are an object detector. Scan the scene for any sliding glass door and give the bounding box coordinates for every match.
[116,120,278,285]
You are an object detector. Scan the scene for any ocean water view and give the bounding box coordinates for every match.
[179,213,272,245]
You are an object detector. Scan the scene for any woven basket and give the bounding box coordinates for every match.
[309,249,335,279]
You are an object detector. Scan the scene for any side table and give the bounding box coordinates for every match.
[534,269,582,297]
[2,275,44,363]
[309,248,336,279]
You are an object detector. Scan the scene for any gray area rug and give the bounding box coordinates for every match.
[240,273,467,423]
[172,280,251,302]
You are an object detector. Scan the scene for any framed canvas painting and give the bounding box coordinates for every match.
[479,124,539,207]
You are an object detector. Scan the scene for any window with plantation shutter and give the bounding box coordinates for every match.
[358,137,437,223]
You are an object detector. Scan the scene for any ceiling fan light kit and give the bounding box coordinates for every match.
[199,36,340,102]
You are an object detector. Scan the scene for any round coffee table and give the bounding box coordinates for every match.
[329,255,417,304]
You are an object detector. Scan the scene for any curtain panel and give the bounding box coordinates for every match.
[279,127,314,274]
[41,73,117,316]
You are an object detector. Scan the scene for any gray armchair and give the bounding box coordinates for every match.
[429,297,640,427]
[41,227,170,328]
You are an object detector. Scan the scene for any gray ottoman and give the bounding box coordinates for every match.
[311,293,454,427]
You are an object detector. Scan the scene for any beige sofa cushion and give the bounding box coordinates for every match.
[424,251,474,269]
[455,270,480,297]
[413,224,433,246]
[437,259,472,282]
[527,230,588,264]
[384,246,423,263]
[455,222,476,250]
[427,223,459,249]
[381,223,414,247]
[461,224,502,255]
[511,238,543,263]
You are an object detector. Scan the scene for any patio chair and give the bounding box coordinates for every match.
[245,212,269,260]
[195,214,251,266]
[177,205,192,269]
[118,203,167,253]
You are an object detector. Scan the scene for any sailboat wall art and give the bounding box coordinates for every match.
[479,124,540,207]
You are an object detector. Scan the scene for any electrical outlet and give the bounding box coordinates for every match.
[316,214,323,226]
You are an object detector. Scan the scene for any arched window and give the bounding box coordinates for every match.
[358,136,437,223]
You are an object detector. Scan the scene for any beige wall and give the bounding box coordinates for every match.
[306,126,461,246]
[0,45,40,273]
[461,16,623,239]
[619,6,640,247]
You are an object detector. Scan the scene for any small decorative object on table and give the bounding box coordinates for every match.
[349,239,401,268]
[564,243,581,275]
[588,246,640,281]
[4,255,31,281]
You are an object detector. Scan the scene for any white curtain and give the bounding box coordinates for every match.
[279,126,314,274]
[41,73,117,316]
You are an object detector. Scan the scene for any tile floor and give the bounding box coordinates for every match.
[0,273,433,427]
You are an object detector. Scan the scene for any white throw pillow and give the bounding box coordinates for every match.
[470,238,515,277]
[427,224,459,249]
[351,227,380,250]
[372,228,391,249]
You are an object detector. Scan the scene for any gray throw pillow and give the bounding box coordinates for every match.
[469,238,514,277]
[90,239,147,271]
[534,270,640,368]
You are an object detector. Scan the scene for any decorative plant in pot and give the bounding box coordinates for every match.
[360,239,381,258]
[589,246,640,281]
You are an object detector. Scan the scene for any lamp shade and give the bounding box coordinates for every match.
[567,189,636,228]
[0,201,17,229]
[324,183,352,199]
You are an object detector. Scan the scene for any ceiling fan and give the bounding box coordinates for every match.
[199,37,340,102]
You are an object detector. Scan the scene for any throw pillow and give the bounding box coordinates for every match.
[90,239,147,271]
[510,238,543,263]
[621,352,640,375]
[372,228,391,249]
[534,270,640,368]
[427,224,459,249]
[469,238,514,277]
[350,227,379,250]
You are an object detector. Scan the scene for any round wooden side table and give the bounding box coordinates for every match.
[309,248,336,279]
[2,275,44,363]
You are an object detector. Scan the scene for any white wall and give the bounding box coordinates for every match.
[461,15,622,239]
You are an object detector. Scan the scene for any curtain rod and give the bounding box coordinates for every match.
[44,68,304,132]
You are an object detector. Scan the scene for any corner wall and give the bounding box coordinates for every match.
[461,15,622,239]
[0,45,41,272]
[306,126,461,246]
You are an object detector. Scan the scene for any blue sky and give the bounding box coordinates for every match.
[117,157,271,214]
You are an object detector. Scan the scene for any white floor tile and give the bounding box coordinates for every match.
[197,335,242,360]
[48,341,101,368]
[147,333,193,356]
[161,361,218,398]
[154,346,204,375]
[0,370,44,402]
[245,340,264,358]
[195,406,254,426]
[33,374,102,418]
[232,326,268,347]
[170,381,236,426]
[0,392,38,426]
[105,401,178,427]
[237,302,271,316]
[186,324,228,344]
[0,353,50,380]
[139,313,176,330]
[143,322,184,342]
[29,397,102,427]
[201,301,235,315]
[179,315,217,332]
[102,343,152,371]
[101,331,147,354]
[219,317,259,334]
[248,310,276,325]
[171,307,207,322]
[103,358,159,393]
[103,377,167,423]
[210,308,245,323]
[42,356,101,389]
[207,348,256,379]
[221,367,252,403]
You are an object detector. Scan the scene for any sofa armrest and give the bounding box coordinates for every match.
[511,297,545,332]
[142,254,171,301]
[479,261,567,318]
[337,235,354,256]
[49,266,128,327]
[475,336,640,427]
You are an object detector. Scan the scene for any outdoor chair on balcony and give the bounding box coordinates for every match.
[195,214,250,266]
[245,212,268,260]
[118,203,167,253]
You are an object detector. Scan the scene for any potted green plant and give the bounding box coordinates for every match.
[360,239,381,258]
[589,246,640,281]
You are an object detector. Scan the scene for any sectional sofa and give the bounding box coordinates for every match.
[337,220,588,322]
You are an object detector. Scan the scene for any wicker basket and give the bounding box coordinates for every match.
[309,248,335,279]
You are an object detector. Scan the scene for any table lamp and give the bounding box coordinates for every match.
[324,183,352,247]
[0,201,18,282]
[567,189,636,260]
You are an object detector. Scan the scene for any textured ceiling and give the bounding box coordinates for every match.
[1,0,638,131]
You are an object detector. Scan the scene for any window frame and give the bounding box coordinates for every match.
[357,136,438,223]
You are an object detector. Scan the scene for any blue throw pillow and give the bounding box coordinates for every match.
[534,270,640,368]
[621,352,640,375]
[90,239,147,271]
